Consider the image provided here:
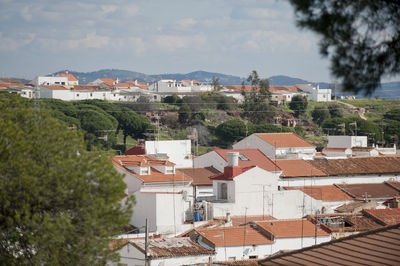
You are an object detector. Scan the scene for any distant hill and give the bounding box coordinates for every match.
[47,69,399,99]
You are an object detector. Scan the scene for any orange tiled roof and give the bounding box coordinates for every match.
[335,182,400,199]
[269,86,301,92]
[308,156,400,176]
[0,83,26,88]
[72,85,100,91]
[214,149,281,172]
[111,155,192,183]
[177,167,221,186]
[254,133,315,148]
[322,148,348,152]
[284,185,353,201]
[363,208,400,225]
[210,166,255,180]
[99,78,116,86]
[57,72,78,81]
[113,155,175,167]
[256,219,330,238]
[196,226,273,247]
[275,159,326,178]
[41,85,69,90]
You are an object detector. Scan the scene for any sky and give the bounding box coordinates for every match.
[0,0,334,82]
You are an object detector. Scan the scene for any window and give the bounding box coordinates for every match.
[239,154,249,161]
[249,255,258,259]
[219,183,227,200]
[90,93,93,97]
[76,94,79,97]
[62,82,65,85]
[228,257,236,261]
[55,82,60,84]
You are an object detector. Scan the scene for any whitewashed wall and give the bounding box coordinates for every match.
[146,140,193,168]
[193,151,226,172]
[214,244,272,261]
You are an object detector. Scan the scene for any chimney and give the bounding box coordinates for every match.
[227,152,239,166]
[65,69,69,74]
[226,212,231,223]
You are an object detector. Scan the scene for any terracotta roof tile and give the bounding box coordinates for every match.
[335,201,373,213]
[0,83,26,88]
[284,185,353,201]
[254,133,315,148]
[275,159,326,178]
[112,155,192,183]
[259,223,400,266]
[210,166,255,180]
[177,167,221,186]
[129,237,214,258]
[308,213,382,232]
[363,208,400,225]
[255,219,330,238]
[223,85,259,92]
[196,226,273,247]
[72,85,100,91]
[308,156,400,176]
[57,72,78,81]
[214,149,281,172]
[41,85,68,90]
[335,183,400,199]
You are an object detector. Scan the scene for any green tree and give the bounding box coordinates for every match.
[114,107,152,151]
[289,95,308,118]
[241,70,274,124]
[215,119,247,146]
[327,103,344,118]
[211,76,222,91]
[178,104,191,124]
[288,0,400,95]
[0,94,132,265]
[312,106,331,125]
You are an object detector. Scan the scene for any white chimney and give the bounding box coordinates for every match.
[227,152,239,166]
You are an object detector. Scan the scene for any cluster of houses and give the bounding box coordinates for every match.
[109,133,400,265]
[0,70,332,104]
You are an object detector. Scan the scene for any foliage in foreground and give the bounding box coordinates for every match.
[0,93,133,265]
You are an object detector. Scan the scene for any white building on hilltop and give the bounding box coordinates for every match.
[296,84,331,102]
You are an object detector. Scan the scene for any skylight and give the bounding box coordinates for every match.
[239,154,249,161]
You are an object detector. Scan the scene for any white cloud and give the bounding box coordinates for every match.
[243,30,312,52]
[101,5,118,15]
[0,32,35,51]
[155,34,206,51]
[66,32,110,49]
[175,18,197,30]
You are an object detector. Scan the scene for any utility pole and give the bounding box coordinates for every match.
[145,219,149,266]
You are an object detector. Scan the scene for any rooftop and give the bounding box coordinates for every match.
[259,223,400,266]
[214,149,281,172]
[363,208,400,225]
[177,167,221,186]
[275,159,326,178]
[284,185,353,201]
[255,219,330,238]
[196,226,273,247]
[308,213,382,232]
[335,182,400,199]
[308,156,400,176]
[254,133,315,148]
[128,237,214,258]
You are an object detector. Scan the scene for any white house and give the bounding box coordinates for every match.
[252,219,331,254]
[112,155,194,235]
[186,218,330,261]
[150,79,191,93]
[126,140,193,168]
[114,238,215,266]
[296,84,331,102]
[31,76,68,87]
[56,70,79,86]
[232,133,316,160]
[192,225,273,261]
[194,148,282,173]
[327,136,368,148]
[0,84,35,99]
